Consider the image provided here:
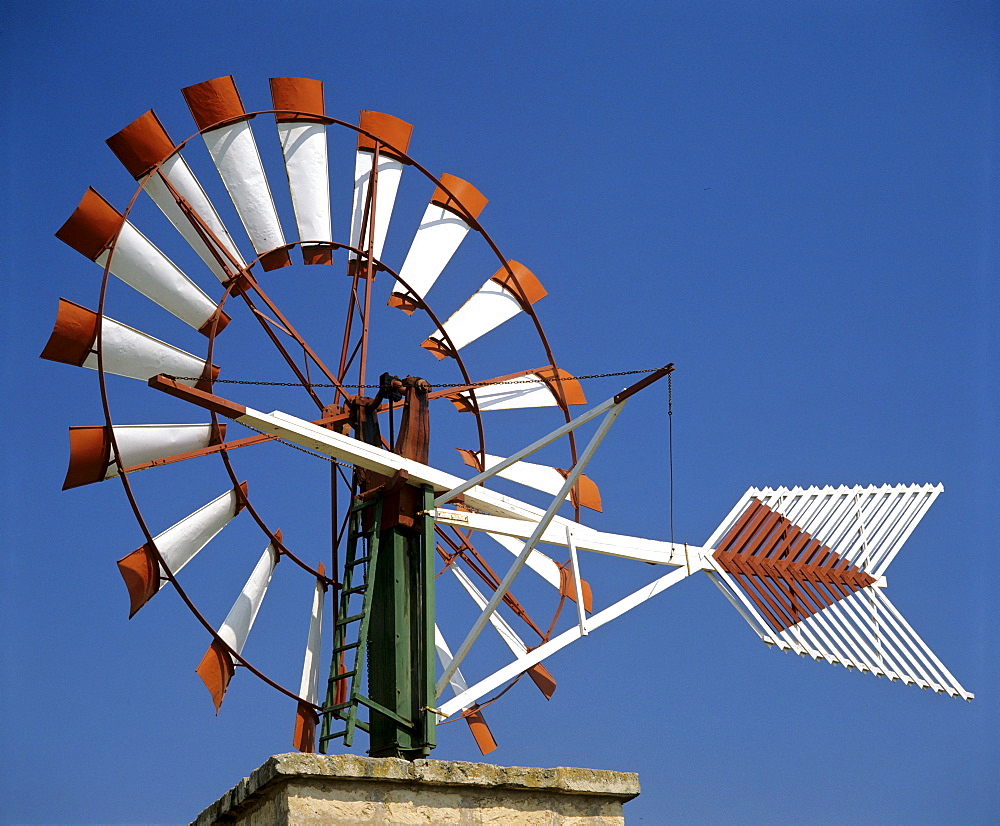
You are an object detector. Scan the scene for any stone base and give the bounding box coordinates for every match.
[191,753,640,825]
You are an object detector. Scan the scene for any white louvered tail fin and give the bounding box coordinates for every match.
[704,484,972,700]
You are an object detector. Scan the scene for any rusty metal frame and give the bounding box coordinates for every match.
[81,95,587,732]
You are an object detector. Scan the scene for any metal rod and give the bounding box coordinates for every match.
[435,401,627,695]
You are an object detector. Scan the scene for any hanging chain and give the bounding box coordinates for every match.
[166,368,665,388]
[668,371,675,547]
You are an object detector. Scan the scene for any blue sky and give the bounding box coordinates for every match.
[2,2,997,824]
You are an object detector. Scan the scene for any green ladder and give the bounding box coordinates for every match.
[318,494,382,750]
[319,486,437,757]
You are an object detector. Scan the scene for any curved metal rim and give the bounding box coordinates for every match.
[93,97,585,717]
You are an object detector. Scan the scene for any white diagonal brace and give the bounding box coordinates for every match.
[435,400,627,697]
[433,395,617,508]
[438,565,693,717]
[450,566,531,657]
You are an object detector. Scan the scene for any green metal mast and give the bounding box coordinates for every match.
[319,376,437,759]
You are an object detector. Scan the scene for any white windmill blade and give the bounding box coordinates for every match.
[106,110,247,281]
[297,563,326,705]
[434,625,498,755]
[421,261,547,359]
[388,174,487,313]
[269,77,333,266]
[349,110,412,274]
[181,76,291,271]
[115,482,247,618]
[197,538,279,712]
[40,299,219,388]
[448,564,557,699]
[63,423,226,489]
[446,366,588,412]
[55,188,229,334]
[456,448,602,512]
[293,563,326,753]
[703,485,972,700]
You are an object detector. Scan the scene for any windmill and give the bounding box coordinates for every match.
[41,75,973,762]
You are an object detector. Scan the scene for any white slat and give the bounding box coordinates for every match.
[94,222,222,332]
[277,121,332,254]
[201,119,287,263]
[349,152,403,265]
[450,565,530,657]
[299,573,325,705]
[55,188,228,328]
[389,174,486,312]
[269,77,332,266]
[390,204,469,307]
[422,262,545,357]
[217,542,277,655]
[143,153,248,280]
[151,486,244,584]
[448,371,587,412]
[107,109,246,281]
[183,76,287,268]
[105,423,219,478]
[460,451,571,502]
[84,316,212,386]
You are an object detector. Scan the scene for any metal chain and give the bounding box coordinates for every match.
[165,368,664,388]
[668,372,675,547]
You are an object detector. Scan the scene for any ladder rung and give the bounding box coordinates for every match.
[347,555,371,566]
[321,719,369,739]
[327,669,357,682]
[323,701,354,713]
[343,585,367,596]
[337,613,365,625]
[333,641,361,654]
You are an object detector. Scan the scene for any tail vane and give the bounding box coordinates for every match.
[705,485,972,700]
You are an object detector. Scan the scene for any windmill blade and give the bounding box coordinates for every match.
[63,423,226,489]
[388,174,487,314]
[422,261,547,359]
[269,77,333,266]
[349,111,412,274]
[446,366,587,412]
[449,564,557,700]
[197,537,279,712]
[293,563,326,753]
[55,188,229,335]
[181,76,290,271]
[106,110,247,281]
[40,298,219,389]
[456,449,602,512]
[434,625,498,755]
[704,485,972,700]
[116,483,247,617]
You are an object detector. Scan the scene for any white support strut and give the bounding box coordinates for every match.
[435,400,627,697]
[438,566,694,718]
[566,526,588,636]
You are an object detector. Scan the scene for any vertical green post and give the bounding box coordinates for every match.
[418,484,437,751]
[366,485,436,759]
